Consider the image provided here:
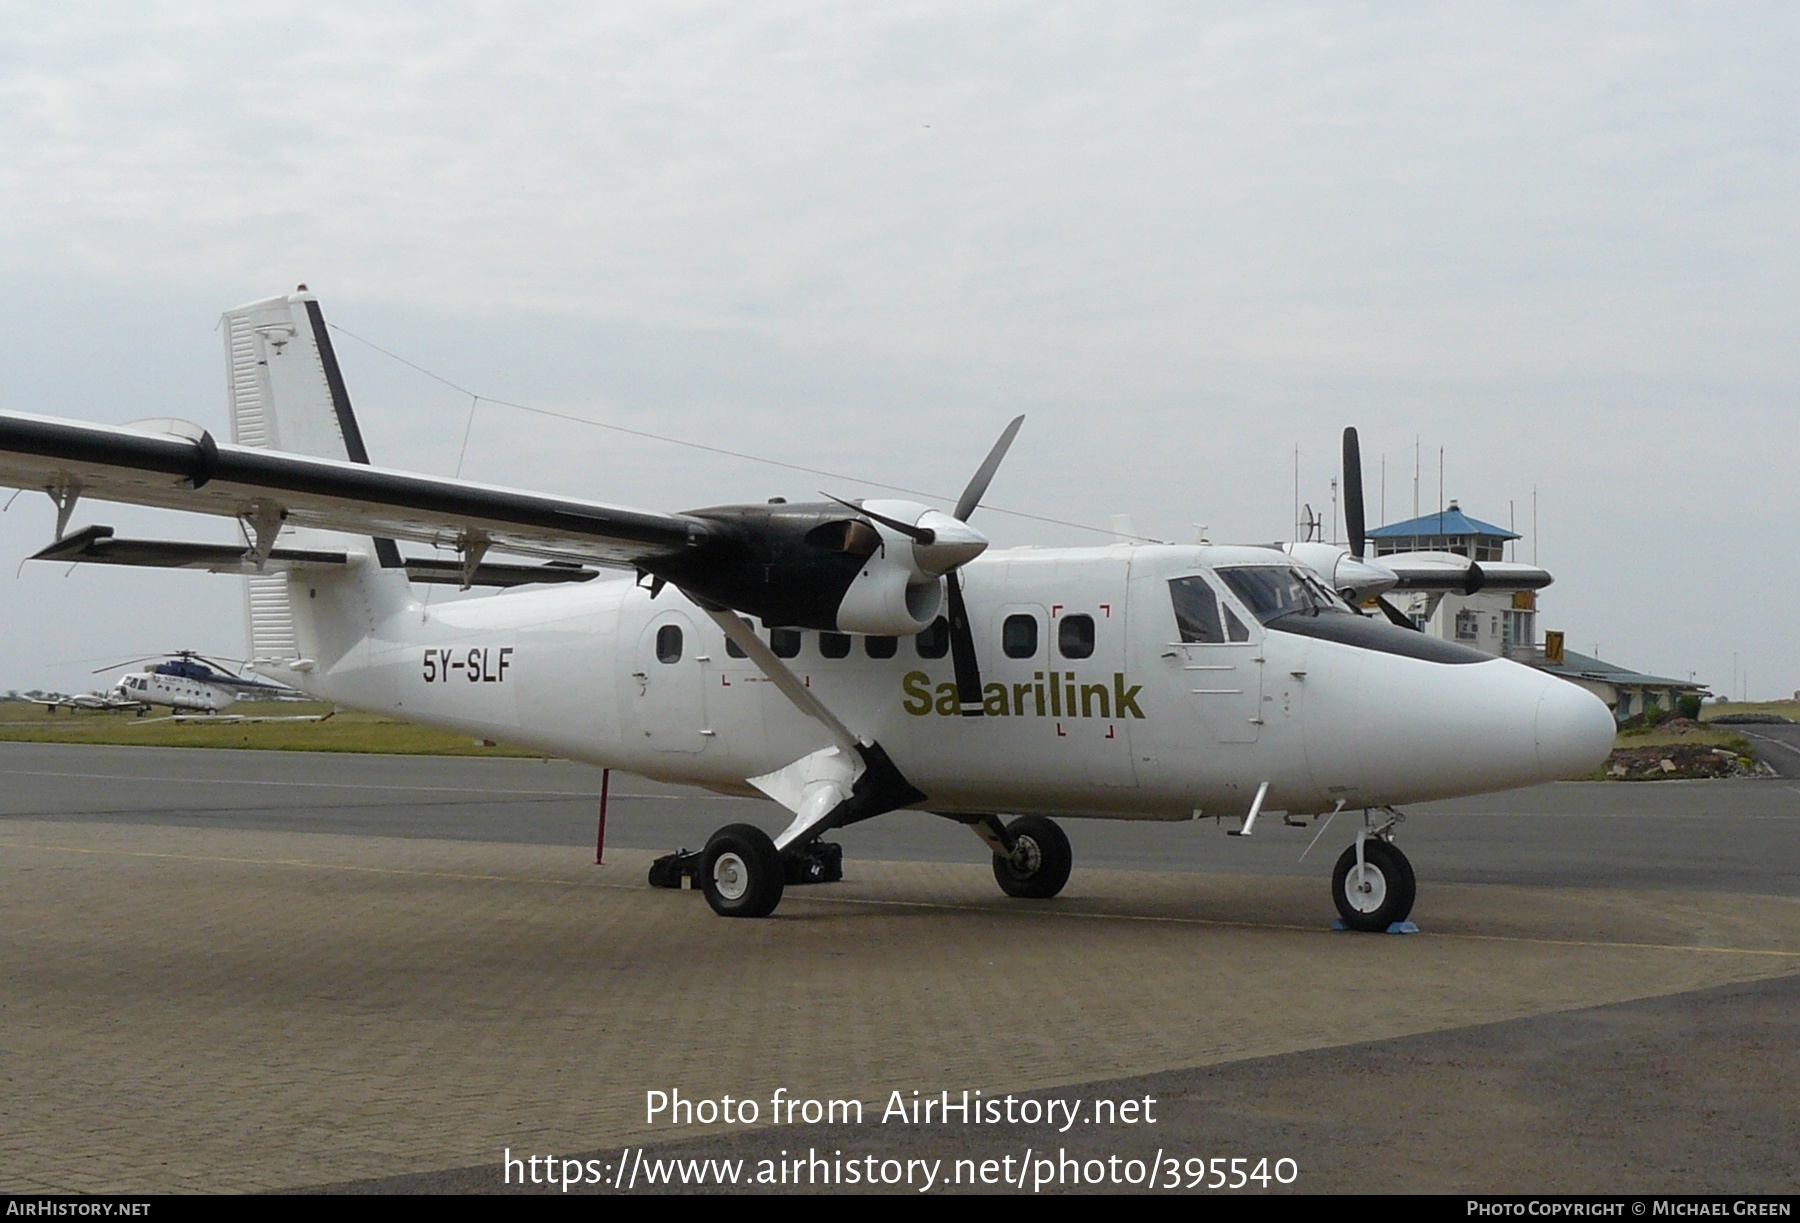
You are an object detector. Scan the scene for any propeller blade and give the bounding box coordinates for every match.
[820,493,935,545]
[1375,596,1421,631]
[953,414,1025,522]
[1342,427,1366,560]
[939,417,1025,713]
[944,570,985,716]
[1463,561,1485,597]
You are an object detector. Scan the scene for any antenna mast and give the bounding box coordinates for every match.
[1532,485,1538,565]
[1293,444,1300,540]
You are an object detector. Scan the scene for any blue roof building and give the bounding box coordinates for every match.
[1365,500,1518,562]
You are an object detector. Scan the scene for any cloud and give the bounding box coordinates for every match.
[0,4,1796,696]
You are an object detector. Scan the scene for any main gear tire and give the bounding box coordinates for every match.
[991,815,1073,900]
[699,824,785,918]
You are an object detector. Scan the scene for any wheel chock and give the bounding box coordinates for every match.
[1329,918,1422,934]
[783,840,843,885]
[647,850,702,889]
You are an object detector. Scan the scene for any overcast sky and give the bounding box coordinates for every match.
[1,3,1795,699]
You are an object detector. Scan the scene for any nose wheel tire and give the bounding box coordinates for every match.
[1331,839,1415,932]
[992,815,1073,900]
[699,823,785,918]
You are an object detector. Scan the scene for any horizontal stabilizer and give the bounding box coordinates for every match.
[31,525,347,572]
[32,525,597,588]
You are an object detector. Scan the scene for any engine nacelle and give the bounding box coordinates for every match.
[833,559,942,635]
[642,498,982,634]
[1284,542,1398,601]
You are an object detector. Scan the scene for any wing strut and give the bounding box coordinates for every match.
[699,605,926,851]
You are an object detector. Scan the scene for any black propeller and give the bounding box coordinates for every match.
[1342,427,1366,561]
[954,416,1024,523]
[1373,598,1418,629]
[820,493,935,544]
[947,416,1025,715]
[1341,426,1421,632]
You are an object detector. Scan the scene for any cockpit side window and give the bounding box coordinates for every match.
[1169,576,1228,644]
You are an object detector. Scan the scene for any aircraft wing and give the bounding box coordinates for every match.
[0,410,711,569]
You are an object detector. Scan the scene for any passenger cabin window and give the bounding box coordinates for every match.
[655,624,683,663]
[820,632,851,659]
[915,617,949,659]
[1058,614,1095,659]
[1003,614,1038,659]
[725,617,754,658]
[865,635,898,659]
[770,627,803,659]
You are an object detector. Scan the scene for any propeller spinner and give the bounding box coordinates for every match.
[835,415,1024,716]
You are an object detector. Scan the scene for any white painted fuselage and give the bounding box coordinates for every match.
[274,542,1615,823]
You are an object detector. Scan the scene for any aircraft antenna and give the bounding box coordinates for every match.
[327,322,1149,543]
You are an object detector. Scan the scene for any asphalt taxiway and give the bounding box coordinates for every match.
[1737,721,1800,779]
[2,742,1796,1194]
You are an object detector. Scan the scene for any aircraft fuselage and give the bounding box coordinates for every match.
[280,543,1615,823]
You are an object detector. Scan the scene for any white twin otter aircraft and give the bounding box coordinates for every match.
[0,290,1615,928]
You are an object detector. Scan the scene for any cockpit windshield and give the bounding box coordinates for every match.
[1217,566,1351,624]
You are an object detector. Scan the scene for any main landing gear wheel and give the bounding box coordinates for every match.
[992,815,1073,900]
[1331,838,1416,932]
[699,824,785,918]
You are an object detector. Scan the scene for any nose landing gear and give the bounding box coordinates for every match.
[1330,818,1416,932]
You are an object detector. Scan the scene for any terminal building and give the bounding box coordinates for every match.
[1366,503,1705,722]
[1366,503,1537,658]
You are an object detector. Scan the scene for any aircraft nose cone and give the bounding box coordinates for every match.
[1534,679,1616,780]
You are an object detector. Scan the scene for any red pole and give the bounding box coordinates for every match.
[595,767,611,865]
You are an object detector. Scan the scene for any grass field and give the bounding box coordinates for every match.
[1613,721,1753,753]
[0,701,540,757]
[1700,699,1800,723]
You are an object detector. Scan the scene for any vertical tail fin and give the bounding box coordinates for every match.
[221,288,405,672]
[223,289,359,460]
